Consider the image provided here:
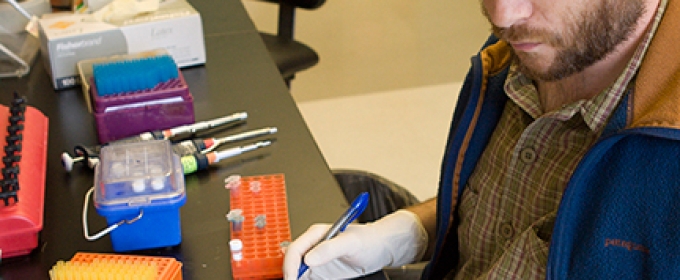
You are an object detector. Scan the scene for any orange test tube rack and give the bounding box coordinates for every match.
[229,174,291,279]
[50,252,183,280]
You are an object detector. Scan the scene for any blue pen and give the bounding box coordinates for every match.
[297,192,370,279]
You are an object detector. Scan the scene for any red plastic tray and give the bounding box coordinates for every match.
[0,105,48,258]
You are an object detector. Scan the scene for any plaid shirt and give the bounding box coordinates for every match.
[451,2,667,279]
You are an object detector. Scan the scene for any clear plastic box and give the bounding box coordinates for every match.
[93,140,186,252]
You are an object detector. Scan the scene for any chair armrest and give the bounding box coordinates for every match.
[381,262,429,280]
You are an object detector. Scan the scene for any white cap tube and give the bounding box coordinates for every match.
[229,239,243,261]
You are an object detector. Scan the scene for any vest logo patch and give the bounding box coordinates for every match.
[604,238,650,254]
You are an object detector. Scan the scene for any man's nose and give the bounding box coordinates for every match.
[483,0,533,29]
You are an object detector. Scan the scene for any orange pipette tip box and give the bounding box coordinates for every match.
[49,252,182,280]
[229,174,291,279]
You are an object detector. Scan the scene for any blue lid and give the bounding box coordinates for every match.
[94,140,185,209]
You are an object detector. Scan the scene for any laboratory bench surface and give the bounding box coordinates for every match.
[0,0,353,278]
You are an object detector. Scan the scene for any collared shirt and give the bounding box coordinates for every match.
[451,1,668,279]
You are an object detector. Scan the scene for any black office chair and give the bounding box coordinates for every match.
[254,0,325,87]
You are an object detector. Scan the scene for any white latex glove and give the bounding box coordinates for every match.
[92,0,160,22]
[283,210,428,280]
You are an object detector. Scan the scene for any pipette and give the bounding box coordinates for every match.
[108,112,247,144]
[170,127,277,155]
[164,112,248,138]
[200,127,277,154]
[181,141,272,175]
[61,113,251,171]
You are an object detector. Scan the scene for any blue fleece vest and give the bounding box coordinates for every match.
[422,36,680,279]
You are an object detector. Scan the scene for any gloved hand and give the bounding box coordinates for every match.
[283,210,428,280]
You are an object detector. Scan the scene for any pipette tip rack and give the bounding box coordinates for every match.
[50,252,183,280]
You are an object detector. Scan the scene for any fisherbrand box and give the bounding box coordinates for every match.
[38,0,205,90]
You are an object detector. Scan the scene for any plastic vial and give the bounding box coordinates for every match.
[229,239,243,261]
[226,209,244,232]
[254,214,266,229]
[110,162,125,177]
[279,241,290,254]
[150,177,165,191]
[249,181,261,194]
[131,179,146,193]
[224,175,241,196]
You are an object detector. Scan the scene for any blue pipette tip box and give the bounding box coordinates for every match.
[93,140,186,252]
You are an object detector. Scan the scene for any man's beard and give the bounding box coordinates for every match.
[488,0,644,81]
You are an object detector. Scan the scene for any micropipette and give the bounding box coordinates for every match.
[200,127,277,154]
[181,140,272,175]
[61,113,251,171]
[110,112,248,143]
[172,127,277,155]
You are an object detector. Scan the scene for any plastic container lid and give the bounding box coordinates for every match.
[94,140,185,211]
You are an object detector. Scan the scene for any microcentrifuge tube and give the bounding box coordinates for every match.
[231,217,244,232]
[224,175,241,188]
[280,241,291,254]
[227,209,243,220]
[224,175,241,196]
[249,181,261,194]
[111,162,125,177]
[132,179,146,193]
[150,177,165,191]
[226,209,244,232]
[229,239,243,261]
[254,214,266,229]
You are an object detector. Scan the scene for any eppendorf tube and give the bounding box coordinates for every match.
[224,175,241,197]
[226,209,245,232]
[254,214,266,229]
[229,239,243,261]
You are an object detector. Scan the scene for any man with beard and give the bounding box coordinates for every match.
[284,0,680,278]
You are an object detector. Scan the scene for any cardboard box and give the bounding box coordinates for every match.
[38,0,205,90]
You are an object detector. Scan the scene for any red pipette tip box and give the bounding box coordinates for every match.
[229,174,291,279]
